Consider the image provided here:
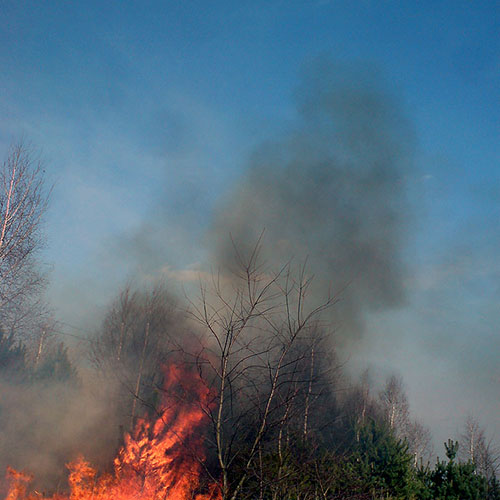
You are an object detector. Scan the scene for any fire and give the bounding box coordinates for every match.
[4,364,221,500]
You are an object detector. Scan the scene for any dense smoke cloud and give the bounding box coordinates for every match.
[0,370,120,494]
[209,60,414,341]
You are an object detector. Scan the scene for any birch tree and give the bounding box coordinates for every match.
[379,374,410,434]
[0,143,50,335]
[459,415,500,480]
[91,283,182,429]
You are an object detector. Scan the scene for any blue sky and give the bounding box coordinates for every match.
[1,1,498,447]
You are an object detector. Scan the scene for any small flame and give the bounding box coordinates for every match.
[4,364,220,500]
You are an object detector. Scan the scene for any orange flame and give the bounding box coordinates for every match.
[4,364,221,500]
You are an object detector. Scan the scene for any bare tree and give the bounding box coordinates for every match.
[378,374,432,465]
[459,415,500,479]
[0,143,50,335]
[91,282,182,430]
[405,419,433,466]
[379,374,410,434]
[459,415,484,466]
[186,240,337,500]
[350,369,375,443]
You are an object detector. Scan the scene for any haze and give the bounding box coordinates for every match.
[1,0,498,452]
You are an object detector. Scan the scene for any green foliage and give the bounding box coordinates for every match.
[418,440,489,500]
[0,331,77,384]
[237,443,369,500]
[236,421,426,499]
[230,420,499,500]
[444,438,460,461]
[33,342,78,383]
[0,331,28,380]
[348,419,423,499]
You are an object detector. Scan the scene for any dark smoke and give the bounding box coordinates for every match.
[208,60,414,341]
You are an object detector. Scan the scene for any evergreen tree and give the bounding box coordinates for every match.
[0,331,28,380]
[33,342,78,383]
[349,419,422,498]
[421,440,488,500]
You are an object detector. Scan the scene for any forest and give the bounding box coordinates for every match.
[0,143,498,500]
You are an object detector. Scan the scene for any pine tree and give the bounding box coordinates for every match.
[33,342,78,383]
[349,419,421,498]
[423,440,488,500]
[0,331,28,380]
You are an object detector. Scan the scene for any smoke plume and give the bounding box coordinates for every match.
[0,60,418,493]
[208,60,414,341]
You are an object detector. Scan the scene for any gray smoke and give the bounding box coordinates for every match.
[0,368,121,494]
[209,60,414,341]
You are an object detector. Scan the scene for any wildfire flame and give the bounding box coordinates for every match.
[4,364,220,500]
